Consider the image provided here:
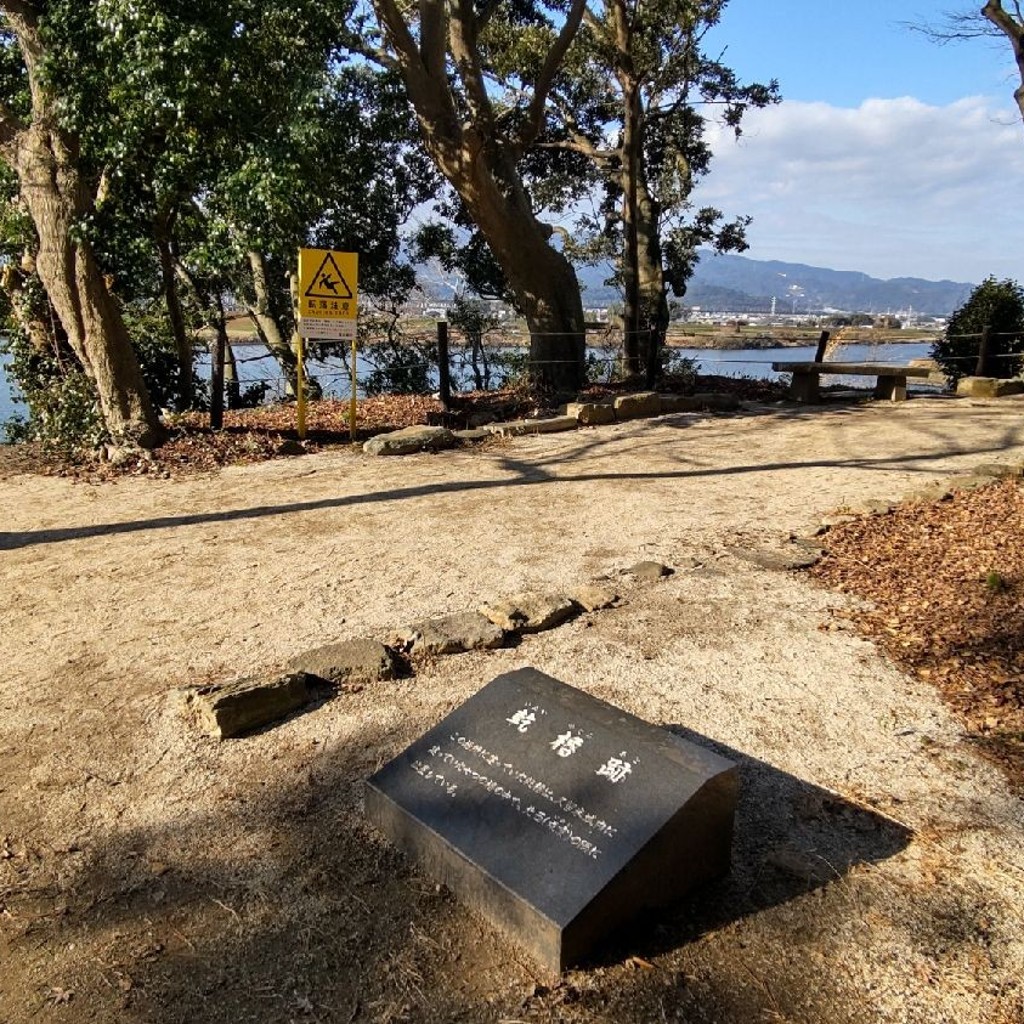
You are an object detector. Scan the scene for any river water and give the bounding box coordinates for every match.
[0,339,937,440]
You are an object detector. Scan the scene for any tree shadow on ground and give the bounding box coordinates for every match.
[3,405,1022,551]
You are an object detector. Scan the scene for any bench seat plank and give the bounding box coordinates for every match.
[770,362,933,377]
[770,361,933,404]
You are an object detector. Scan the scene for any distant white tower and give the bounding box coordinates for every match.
[771,296,777,317]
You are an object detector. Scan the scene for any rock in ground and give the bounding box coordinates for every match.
[613,392,662,420]
[564,402,616,426]
[288,639,399,686]
[477,593,579,634]
[393,612,505,656]
[181,671,320,739]
[572,583,619,612]
[363,426,456,456]
[625,560,673,581]
[956,377,1024,398]
[484,417,578,437]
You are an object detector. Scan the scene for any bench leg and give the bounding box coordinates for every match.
[874,375,907,401]
[788,371,820,403]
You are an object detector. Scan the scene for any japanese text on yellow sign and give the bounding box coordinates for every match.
[298,248,358,339]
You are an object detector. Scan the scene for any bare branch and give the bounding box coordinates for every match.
[345,34,400,71]
[538,138,616,164]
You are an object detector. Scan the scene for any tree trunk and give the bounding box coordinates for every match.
[0,7,162,447]
[224,338,241,409]
[621,81,643,375]
[982,2,1024,123]
[436,137,585,392]
[155,218,194,410]
[375,0,586,392]
[15,127,163,446]
[635,178,669,386]
[247,250,298,395]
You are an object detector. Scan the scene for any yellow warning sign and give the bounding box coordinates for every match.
[298,248,358,339]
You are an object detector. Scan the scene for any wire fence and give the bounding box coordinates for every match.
[201,323,1023,411]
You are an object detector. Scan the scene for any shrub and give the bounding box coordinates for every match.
[932,277,1024,384]
[0,328,106,450]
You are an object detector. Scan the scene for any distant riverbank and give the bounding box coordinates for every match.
[0,337,942,441]
[665,328,939,351]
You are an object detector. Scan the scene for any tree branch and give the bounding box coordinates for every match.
[538,138,616,164]
[419,0,447,79]
[0,2,41,21]
[373,0,426,71]
[982,1,1024,120]
[345,34,400,71]
[449,0,495,134]
[517,0,588,149]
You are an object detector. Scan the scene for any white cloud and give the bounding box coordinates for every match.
[701,97,1024,282]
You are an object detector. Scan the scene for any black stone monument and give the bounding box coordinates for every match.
[364,667,738,973]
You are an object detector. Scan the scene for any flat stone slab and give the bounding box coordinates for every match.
[613,391,661,420]
[452,428,491,442]
[572,583,619,612]
[485,416,578,437]
[363,426,456,456]
[182,671,318,739]
[565,402,616,426]
[394,612,505,657]
[478,592,579,634]
[625,560,673,581]
[956,376,1024,398]
[364,668,737,974]
[288,639,398,687]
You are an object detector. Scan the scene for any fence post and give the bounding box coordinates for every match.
[975,324,992,377]
[210,328,225,430]
[437,320,451,410]
[813,329,831,363]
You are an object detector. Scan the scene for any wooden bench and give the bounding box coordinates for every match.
[770,361,935,403]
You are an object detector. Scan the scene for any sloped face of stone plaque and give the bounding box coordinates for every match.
[364,667,738,974]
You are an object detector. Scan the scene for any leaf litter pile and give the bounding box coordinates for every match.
[811,477,1024,792]
[1,374,784,482]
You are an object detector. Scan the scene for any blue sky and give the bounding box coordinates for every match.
[696,1,1024,283]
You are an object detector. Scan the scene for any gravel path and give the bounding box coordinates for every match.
[2,395,1023,1024]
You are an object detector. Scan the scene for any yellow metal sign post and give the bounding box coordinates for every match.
[296,333,307,439]
[296,248,359,439]
[349,336,358,441]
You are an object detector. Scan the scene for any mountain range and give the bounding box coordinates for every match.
[574,251,974,316]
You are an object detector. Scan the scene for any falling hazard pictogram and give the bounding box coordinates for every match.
[303,251,355,300]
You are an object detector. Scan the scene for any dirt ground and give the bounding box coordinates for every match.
[2,393,1024,1024]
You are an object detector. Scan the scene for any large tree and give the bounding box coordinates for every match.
[20,0,431,421]
[0,1,162,447]
[363,0,590,391]
[543,0,777,379]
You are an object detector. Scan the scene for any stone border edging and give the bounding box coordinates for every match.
[361,391,741,456]
[179,565,673,739]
